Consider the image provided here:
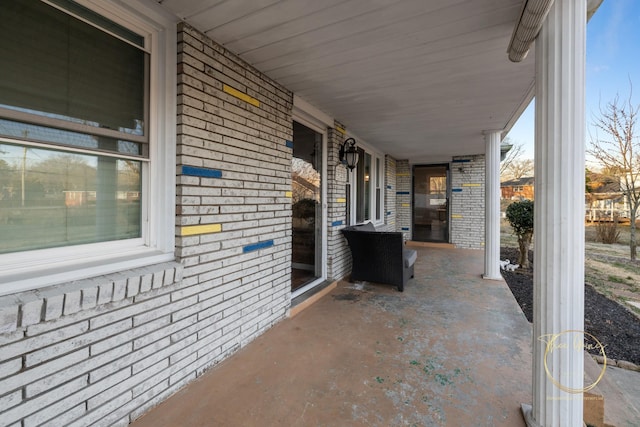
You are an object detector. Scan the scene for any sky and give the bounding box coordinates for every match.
[506,0,640,163]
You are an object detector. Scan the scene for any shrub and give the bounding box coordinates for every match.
[595,216,620,244]
[505,199,534,269]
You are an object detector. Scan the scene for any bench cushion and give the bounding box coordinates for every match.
[403,249,417,268]
[348,222,376,232]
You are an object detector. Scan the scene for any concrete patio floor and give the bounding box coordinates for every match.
[132,246,532,426]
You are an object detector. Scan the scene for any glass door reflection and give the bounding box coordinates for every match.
[291,121,323,292]
[413,165,449,242]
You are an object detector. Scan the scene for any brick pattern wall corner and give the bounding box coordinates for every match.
[326,125,351,281]
[395,160,412,240]
[450,155,485,249]
[383,155,397,232]
[176,22,294,330]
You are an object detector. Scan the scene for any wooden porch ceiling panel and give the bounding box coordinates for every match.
[158,0,535,161]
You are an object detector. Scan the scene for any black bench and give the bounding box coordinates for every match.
[341,223,417,292]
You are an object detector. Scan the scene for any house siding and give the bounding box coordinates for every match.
[175,23,293,341]
[501,184,535,200]
[0,263,184,427]
[326,125,352,281]
[382,155,397,232]
[450,155,485,249]
[395,159,412,240]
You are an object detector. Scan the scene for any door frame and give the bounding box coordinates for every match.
[412,163,451,243]
[290,115,328,299]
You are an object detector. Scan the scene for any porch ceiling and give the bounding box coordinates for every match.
[157,0,535,161]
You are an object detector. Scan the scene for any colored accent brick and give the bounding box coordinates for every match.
[243,240,274,253]
[181,165,222,178]
[223,84,260,107]
[331,220,343,227]
[180,224,222,236]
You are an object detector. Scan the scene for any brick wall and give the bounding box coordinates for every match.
[326,125,352,281]
[395,160,412,240]
[450,155,485,249]
[377,155,397,232]
[0,263,185,427]
[175,23,292,337]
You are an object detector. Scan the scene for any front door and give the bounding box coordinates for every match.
[413,165,449,242]
[291,121,324,293]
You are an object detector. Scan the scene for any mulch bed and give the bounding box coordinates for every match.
[500,247,640,365]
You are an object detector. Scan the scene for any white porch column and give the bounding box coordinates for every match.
[483,130,502,280]
[523,1,587,426]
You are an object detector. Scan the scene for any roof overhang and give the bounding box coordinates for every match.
[156,0,600,162]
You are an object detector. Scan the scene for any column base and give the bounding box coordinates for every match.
[482,274,503,281]
[520,404,541,427]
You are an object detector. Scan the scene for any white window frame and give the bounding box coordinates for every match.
[0,0,176,295]
[348,138,385,227]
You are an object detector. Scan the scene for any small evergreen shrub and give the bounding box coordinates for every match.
[505,199,534,269]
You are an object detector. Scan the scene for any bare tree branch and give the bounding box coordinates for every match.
[501,143,533,183]
[500,138,524,176]
[588,84,640,260]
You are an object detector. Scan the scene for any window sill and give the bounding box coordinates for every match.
[0,248,176,297]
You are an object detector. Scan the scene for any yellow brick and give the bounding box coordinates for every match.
[223,84,260,107]
[181,224,222,236]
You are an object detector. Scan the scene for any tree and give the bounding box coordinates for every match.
[506,199,534,269]
[588,90,640,260]
[504,159,534,181]
[500,138,534,181]
[500,138,524,176]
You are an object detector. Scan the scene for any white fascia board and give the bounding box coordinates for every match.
[293,95,334,129]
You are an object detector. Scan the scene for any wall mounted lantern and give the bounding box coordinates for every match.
[339,137,359,171]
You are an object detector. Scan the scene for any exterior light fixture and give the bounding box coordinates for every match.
[339,137,359,171]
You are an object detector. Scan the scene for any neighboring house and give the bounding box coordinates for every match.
[586,174,630,220]
[0,1,601,426]
[500,176,535,200]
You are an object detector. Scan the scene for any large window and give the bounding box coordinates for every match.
[0,0,147,254]
[0,0,174,292]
